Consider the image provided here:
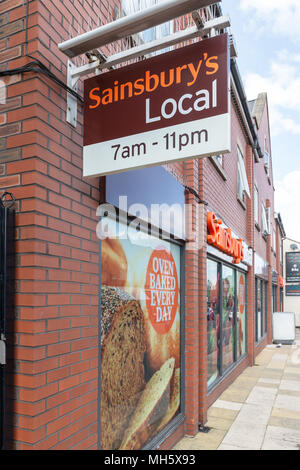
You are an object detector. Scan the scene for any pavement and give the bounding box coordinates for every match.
[174,329,300,450]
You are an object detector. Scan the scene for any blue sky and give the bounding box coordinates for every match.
[221,0,300,241]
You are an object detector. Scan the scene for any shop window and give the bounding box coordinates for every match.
[272,284,277,313]
[237,272,246,358]
[207,258,247,389]
[237,146,250,201]
[255,278,268,341]
[99,214,182,450]
[264,136,270,177]
[273,227,276,253]
[222,266,235,371]
[207,259,220,388]
[264,281,268,334]
[261,203,269,236]
[256,278,262,342]
[254,184,259,226]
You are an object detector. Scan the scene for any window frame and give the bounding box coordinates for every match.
[237,145,251,201]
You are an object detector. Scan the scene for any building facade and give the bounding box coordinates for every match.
[0,0,285,450]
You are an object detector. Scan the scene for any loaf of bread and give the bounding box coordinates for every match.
[119,357,175,450]
[156,368,180,433]
[100,286,146,450]
[145,312,180,374]
[101,238,128,287]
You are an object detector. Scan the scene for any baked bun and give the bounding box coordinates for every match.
[100,286,146,450]
[101,238,128,287]
[119,357,175,450]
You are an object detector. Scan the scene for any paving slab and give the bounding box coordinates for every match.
[258,369,284,379]
[211,399,243,411]
[246,386,277,406]
[262,425,300,450]
[271,407,300,421]
[207,407,239,421]
[284,367,300,376]
[218,387,251,403]
[280,379,300,392]
[174,429,226,451]
[266,361,287,370]
[274,393,300,412]
[221,421,267,450]
[258,377,281,385]
[205,416,236,431]
[234,403,273,426]
[268,415,300,432]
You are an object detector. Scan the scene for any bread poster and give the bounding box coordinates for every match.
[100,217,181,450]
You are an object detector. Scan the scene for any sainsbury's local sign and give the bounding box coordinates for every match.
[83,34,230,177]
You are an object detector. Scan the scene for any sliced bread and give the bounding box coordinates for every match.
[100,286,146,450]
[156,368,180,433]
[119,357,175,450]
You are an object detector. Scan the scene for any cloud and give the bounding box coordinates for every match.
[275,171,300,241]
[244,53,300,136]
[240,0,300,41]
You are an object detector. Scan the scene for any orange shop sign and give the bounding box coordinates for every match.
[207,212,244,264]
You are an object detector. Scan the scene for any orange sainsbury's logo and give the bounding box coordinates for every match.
[207,212,244,264]
[88,54,219,109]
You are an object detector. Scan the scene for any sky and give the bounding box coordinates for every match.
[221,0,300,241]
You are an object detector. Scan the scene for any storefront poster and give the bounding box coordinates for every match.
[286,284,300,296]
[222,266,235,371]
[100,217,181,450]
[207,259,220,387]
[237,272,246,357]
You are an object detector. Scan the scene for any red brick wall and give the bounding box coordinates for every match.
[203,100,248,242]
[1,0,114,450]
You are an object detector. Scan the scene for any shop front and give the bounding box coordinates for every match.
[206,211,249,392]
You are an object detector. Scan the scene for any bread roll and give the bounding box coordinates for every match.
[100,286,146,450]
[101,238,128,287]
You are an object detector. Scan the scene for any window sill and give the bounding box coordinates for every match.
[237,194,246,210]
[210,157,227,180]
